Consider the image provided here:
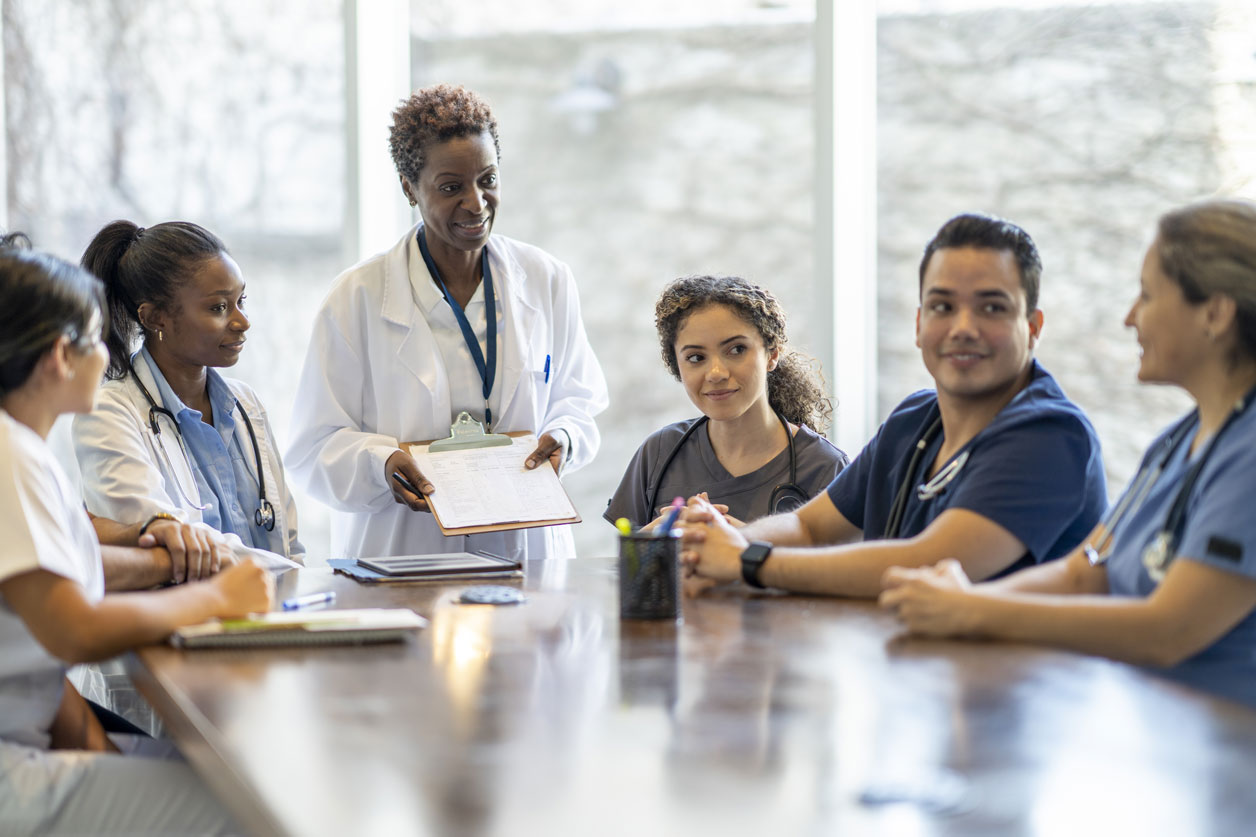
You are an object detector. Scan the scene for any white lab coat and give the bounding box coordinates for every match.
[72,352,304,562]
[286,225,609,561]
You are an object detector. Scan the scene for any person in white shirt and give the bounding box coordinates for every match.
[0,246,271,835]
[287,84,608,561]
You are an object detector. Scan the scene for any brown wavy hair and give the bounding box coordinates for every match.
[655,275,832,431]
[389,84,500,184]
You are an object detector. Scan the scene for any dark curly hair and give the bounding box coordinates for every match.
[389,84,500,185]
[655,275,833,432]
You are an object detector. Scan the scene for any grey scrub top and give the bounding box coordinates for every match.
[605,418,848,528]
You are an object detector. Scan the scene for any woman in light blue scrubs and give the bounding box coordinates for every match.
[73,220,304,569]
[880,198,1256,706]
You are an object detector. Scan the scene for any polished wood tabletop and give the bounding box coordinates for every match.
[128,558,1256,837]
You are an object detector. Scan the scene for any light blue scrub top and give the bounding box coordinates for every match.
[1105,404,1256,706]
[141,347,278,553]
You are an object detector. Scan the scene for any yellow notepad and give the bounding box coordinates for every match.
[170,608,427,649]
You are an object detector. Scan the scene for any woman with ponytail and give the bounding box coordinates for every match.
[74,220,304,572]
[606,275,848,529]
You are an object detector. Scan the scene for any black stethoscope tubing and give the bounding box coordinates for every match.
[646,409,804,520]
[130,365,276,532]
[1091,383,1256,575]
[882,410,945,539]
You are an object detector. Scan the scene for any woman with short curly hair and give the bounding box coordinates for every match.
[606,275,847,529]
[288,84,608,561]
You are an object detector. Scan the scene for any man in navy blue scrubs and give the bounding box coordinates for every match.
[682,213,1108,598]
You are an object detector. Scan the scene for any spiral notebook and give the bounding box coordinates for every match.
[170,608,427,649]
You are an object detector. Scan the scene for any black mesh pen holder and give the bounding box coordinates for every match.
[618,531,680,620]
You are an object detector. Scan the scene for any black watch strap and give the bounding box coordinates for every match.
[740,541,773,589]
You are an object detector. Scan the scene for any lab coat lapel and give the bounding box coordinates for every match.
[132,353,202,513]
[379,225,451,423]
[493,243,541,428]
[231,387,285,549]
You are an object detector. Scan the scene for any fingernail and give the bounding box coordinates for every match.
[525,460,536,469]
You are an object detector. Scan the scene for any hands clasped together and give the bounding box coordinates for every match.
[140,518,238,584]
[677,495,980,639]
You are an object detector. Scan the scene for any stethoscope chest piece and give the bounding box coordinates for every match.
[255,498,276,532]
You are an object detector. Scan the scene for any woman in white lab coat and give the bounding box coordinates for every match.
[74,221,303,571]
[286,84,608,561]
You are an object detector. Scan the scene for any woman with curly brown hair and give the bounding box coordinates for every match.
[287,84,608,561]
[606,275,847,529]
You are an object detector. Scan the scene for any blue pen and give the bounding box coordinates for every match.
[282,591,336,611]
[544,354,551,383]
[655,497,685,535]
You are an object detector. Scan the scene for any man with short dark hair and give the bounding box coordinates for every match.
[683,213,1108,597]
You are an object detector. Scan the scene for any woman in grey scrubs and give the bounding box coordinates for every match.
[606,275,848,529]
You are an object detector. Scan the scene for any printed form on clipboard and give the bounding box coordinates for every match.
[405,429,580,536]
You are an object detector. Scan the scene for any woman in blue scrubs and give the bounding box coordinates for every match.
[880,198,1256,706]
[606,275,848,529]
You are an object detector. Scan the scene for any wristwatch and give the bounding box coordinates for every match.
[740,541,773,589]
[138,512,177,537]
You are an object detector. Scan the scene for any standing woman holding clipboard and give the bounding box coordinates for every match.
[288,84,608,561]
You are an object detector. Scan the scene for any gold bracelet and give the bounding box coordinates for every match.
[138,512,177,537]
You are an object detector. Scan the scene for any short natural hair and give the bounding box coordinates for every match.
[80,220,228,380]
[1156,198,1256,366]
[655,275,833,431]
[0,249,105,396]
[389,84,500,185]
[919,213,1042,313]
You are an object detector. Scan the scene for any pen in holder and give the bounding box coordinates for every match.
[618,529,680,620]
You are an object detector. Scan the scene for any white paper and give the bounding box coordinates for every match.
[407,435,577,529]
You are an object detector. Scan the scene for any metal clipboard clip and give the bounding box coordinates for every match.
[428,411,513,453]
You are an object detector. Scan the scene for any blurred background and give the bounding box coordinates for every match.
[6,0,1255,561]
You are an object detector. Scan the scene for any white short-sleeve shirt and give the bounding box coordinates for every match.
[0,409,104,748]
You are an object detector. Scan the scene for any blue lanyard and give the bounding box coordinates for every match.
[417,227,497,428]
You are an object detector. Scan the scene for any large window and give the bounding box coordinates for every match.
[9,1,1255,559]
[877,0,1256,489]
[410,0,821,554]
[5,0,345,552]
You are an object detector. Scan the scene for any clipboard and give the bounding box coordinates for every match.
[402,413,581,536]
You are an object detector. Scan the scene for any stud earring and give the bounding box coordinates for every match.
[409,199,417,207]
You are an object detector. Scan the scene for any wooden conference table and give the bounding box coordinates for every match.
[128,558,1256,836]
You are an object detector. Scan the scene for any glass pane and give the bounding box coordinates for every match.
[5,0,346,554]
[877,0,1256,490]
[410,1,819,553]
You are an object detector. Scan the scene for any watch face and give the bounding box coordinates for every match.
[741,541,772,588]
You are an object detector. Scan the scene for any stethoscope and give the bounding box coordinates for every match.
[130,365,276,532]
[882,409,971,539]
[1085,384,1256,581]
[646,410,808,518]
